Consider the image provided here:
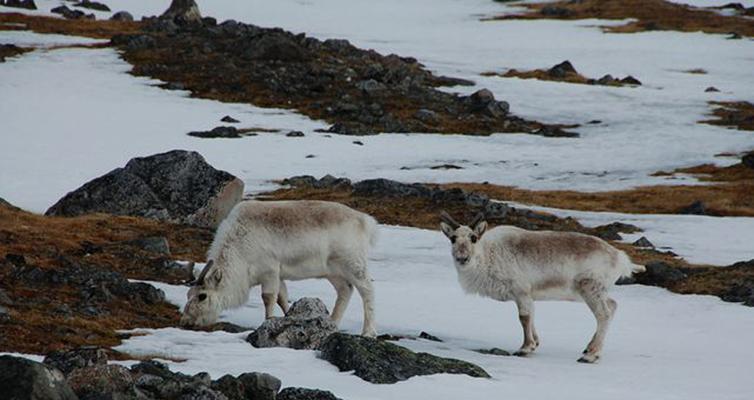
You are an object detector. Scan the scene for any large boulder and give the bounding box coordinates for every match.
[246,298,337,350]
[66,365,139,400]
[0,355,78,400]
[46,150,243,228]
[278,388,343,400]
[634,262,687,287]
[161,0,201,23]
[318,333,490,384]
[211,373,281,400]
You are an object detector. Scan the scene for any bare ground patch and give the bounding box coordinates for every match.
[701,101,754,131]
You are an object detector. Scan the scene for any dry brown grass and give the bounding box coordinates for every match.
[701,101,754,131]
[483,68,627,87]
[0,12,141,39]
[0,204,212,354]
[490,0,754,37]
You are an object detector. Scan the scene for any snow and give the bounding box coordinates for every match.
[115,225,754,400]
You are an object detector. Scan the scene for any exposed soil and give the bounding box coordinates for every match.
[0,203,212,354]
[483,61,641,87]
[701,101,754,131]
[0,12,141,39]
[489,0,754,38]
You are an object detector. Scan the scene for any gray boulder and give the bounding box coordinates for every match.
[278,388,342,400]
[110,11,134,22]
[246,298,337,350]
[212,373,281,400]
[46,150,243,228]
[161,0,201,23]
[66,365,140,399]
[0,355,78,400]
[74,1,110,12]
[43,347,108,376]
[634,262,687,287]
[318,333,490,384]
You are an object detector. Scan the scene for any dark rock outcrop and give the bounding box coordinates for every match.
[3,0,37,10]
[74,0,110,12]
[246,298,337,350]
[318,333,490,384]
[43,347,108,376]
[67,364,140,399]
[187,126,242,138]
[46,150,243,228]
[634,262,687,287]
[0,355,77,400]
[220,115,239,123]
[161,0,201,22]
[678,200,707,215]
[51,5,95,20]
[212,372,281,400]
[547,60,576,78]
[632,236,655,248]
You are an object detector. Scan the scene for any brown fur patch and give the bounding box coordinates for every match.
[240,201,352,234]
[509,232,605,265]
[534,277,568,291]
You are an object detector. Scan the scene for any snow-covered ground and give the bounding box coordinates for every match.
[3,1,754,213]
[110,226,754,400]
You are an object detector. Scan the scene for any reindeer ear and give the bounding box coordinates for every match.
[440,222,455,238]
[474,221,487,237]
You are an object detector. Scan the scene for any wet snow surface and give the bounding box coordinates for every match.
[1,1,754,398]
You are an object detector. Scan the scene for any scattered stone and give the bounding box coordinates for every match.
[46,150,244,228]
[352,140,364,146]
[212,372,281,400]
[721,282,754,306]
[620,75,642,85]
[122,236,171,256]
[632,236,655,248]
[67,364,138,399]
[207,321,254,333]
[0,355,77,400]
[727,32,742,39]
[532,126,579,138]
[220,115,239,123]
[74,0,110,12]
[282,175,351,189]
[161,0,202,23]
[418,331,443,342]
[596,74,616,85]
[678,200,707,215]
[547,60,577,78]
[474,348,511,356]
[305,154,316,158]
[319,333,490,384]
[414,109,439,124]
[588,119,602,124]
[705,86,720,92]
[286,130,305,137]
[3,0,36,10]
[43,347,108,376]
[742,151,754,169]
[188,126,242,138]
[593,222,642,241]
[634,262,687,287]
[51,5,95,19]
[278,387,343,400]
[246,297,337,350]
[430,164,463,170]
[109,11,134,22]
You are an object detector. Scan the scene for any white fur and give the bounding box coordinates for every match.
[181,200,379,336]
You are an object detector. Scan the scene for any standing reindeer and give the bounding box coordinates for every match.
[439,211,644,363]
[180,200,379,337]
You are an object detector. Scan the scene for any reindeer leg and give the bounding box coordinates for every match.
[260,271,281,320]
[327,276,354,326]
[577,279,614,363]
[514,294,538,356]
[276,279,289,315]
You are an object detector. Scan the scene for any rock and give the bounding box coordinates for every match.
[111,34,156,51]
[678,200,706,215]
[547,60,577,78]
[742,152,754,169]
[51,5,95,19]
[246,298,337,350]
[121,236,171,256]
[705,86,720,93]
[220,115,239,123]
[474,348,511,356]
[188,126,242,139]
[0,289,12,306]
[74,0,110,12]
[532,126,579,138]
[131,360,230,399]
[3,0,36,10]
[246,34,309,62]
[212,373,281,400]
[465,89,508,118]
[414,109,439,124]
[352,140,364,146]
[634,262,687,287]
[354,178,432,198]
[540,6,573,17]
[46,150,243,228]
[318,333,490,384]
[620,75,642,85]
[277,388,343,400]
[66,364,137,399]
[721,282,754,305]
[161,0,202,23]
[43,347,108,376]
[207,322,253,333]
[596,74,616,85]
[286,131,305,137]
[418,331,442,342]
[593,222,641,240]
[430,164,463,170]
[0,355,78,400]
[727,32,742,40]
[0,305,9,323]
[632,236,655,248]
[109,11,134,22]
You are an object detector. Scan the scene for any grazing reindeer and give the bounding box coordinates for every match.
[439,211,644,363]
[180,200,379,337]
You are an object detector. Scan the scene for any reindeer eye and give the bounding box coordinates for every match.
[471,235,478,243]
[198,294,207,302]
[450,236,456,243]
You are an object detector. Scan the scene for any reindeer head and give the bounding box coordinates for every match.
[180,260,224,327]
[439,211,487,266]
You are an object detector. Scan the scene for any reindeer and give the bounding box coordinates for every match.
[180,200,379,337]
[439,211,644,363]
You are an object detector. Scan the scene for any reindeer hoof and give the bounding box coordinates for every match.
[577,354,599,364]
[514,350,532,357]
